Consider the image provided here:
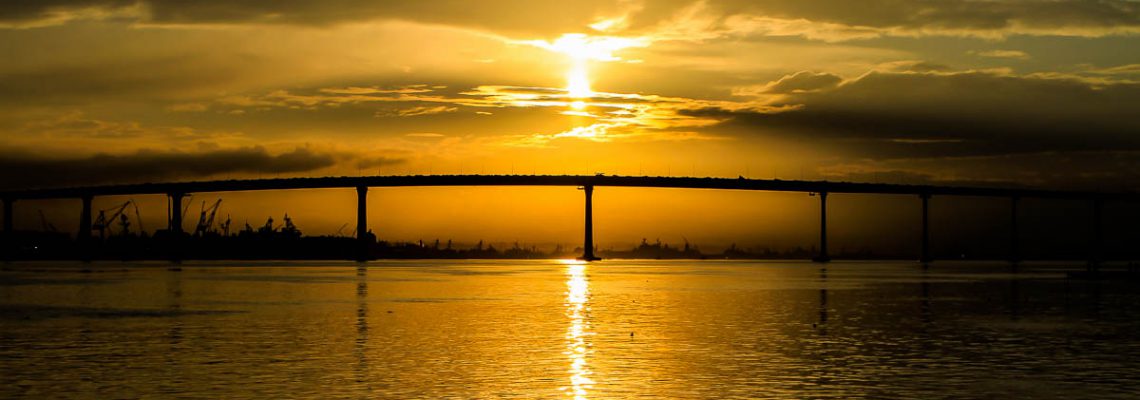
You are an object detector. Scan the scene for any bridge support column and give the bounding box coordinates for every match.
[169,193,184,235]
[356,186,370,262]
[579,185,599,261]
[1009,197,1020,265]
[920,194,932,263]
[1089,198,1103,271]
[167,192,185,262]
[812,192,830,263]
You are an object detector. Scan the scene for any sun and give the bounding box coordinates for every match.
[539,33,643,62]
[567,63,593,99]
[519,33,647,104]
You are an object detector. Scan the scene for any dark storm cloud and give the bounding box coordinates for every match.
[706,70,1140,159]
[1,0,620,34]
[0,0,135,24]
[627,0,1140,39]
[5,0,1138,39]
[0,146,402,189]
[0,56,242,105]
[731,0,1140,31]
[147,0,616,32]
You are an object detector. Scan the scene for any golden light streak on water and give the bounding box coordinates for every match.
[564,261,593,399]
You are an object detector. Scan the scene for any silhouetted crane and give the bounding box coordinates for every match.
[93,201,132,240]
[38,210,57,232]
[220,214,232,236]
[131,200,144,236]
[117,212,130,235]
[193,199,223,237]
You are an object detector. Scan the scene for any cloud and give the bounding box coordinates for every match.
[875,60,954,73]
[394,105,458,117]
[23,111,150,139]
[319,86,432,95]
[707,69,1140,160]
[167,102,209,112]
[0,0,140,28]
[0,54,248,106]
[6,111,245,152]
[354,155,407,169]
[0,146,403,189]
[0,0,622,35]
[9,1,1139,42]
[971,49,1031,60]
[1085,63,1140,76]
[213,83,752,145]
[733,71,842,96]
[624,0,1140,42]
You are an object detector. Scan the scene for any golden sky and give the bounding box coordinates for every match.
[3,1,1140,249]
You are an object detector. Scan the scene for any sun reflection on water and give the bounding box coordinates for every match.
[564,261,594,399]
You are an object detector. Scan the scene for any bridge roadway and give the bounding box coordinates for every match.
[2,175,1136,263]
[2,174,1137,200]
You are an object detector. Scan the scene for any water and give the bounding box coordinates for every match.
[2,260,1139,399]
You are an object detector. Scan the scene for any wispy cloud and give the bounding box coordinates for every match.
[1084,63,1140,76]
[210,82,775,146]
[393,105,458,117]
[970,50,1030,60]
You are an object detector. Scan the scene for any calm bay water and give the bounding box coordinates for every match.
[2,260,1139,399]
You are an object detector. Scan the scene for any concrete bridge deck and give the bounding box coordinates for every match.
[1,175,1136,263]
[2,174,1135,200]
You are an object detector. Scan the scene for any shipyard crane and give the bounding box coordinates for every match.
[204,201,222,234]
[220,214,232,236]
[193,199,223,236]
[93,201,132,240]
[182,196,193,221]
[38,210,57,232]
[131,200,144,236]
[117,211,130,235]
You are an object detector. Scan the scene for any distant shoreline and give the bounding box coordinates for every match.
[3,231,1126,263]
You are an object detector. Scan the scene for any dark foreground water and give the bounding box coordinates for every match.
[1,260,1139,399]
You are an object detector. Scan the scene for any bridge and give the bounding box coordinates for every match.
[2,174,1137,263]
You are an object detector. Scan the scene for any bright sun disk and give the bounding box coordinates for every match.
[521,33,646,107]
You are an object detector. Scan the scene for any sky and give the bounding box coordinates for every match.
[2,1,1139,254]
